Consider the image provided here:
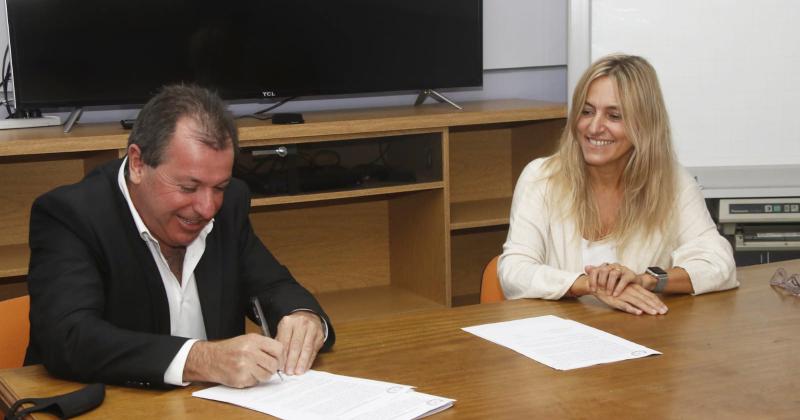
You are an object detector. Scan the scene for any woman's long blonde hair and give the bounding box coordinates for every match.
[545,54,677,256]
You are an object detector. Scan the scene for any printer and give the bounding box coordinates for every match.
[718,197,800,252]
[690,165,800,266]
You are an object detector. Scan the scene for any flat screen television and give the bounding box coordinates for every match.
[6,0,483,109]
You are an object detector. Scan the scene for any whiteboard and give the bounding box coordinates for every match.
[572,0,800,168]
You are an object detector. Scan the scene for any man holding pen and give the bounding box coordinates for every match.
[25,85,334,389]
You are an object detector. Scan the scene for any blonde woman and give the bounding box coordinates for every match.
[498,54,738,315]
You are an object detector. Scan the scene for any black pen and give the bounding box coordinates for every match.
[250,296,285,382]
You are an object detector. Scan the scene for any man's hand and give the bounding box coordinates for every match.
[275,311,325,375]
[183,334,285,388]
[593,283,668,315]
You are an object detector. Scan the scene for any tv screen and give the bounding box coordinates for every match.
[6,0,483,109]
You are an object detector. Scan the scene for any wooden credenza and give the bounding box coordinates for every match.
[0,99,566,321]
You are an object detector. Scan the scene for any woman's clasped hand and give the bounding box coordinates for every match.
[584,263,668,315]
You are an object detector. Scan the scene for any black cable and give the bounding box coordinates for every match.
[234,96,297,120]
[253,96,297,115]
[236,114,273,121]
[3,57,12,116]
[2,45,14,118]
[266,155,283,177]
[248,155,274,174]
[368,141,391,166]
[234,96,299,120]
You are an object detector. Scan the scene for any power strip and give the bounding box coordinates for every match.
[0,116,62,130]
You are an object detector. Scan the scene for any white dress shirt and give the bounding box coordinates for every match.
[117,158,208,386]
[581,238,618,268]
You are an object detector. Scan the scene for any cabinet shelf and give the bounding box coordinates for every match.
[251,181,444,207]
[0,244,29,278]
[447,116,564,306]
[243,285,442,332]
[450,197,512,230]
[315,285,443,323]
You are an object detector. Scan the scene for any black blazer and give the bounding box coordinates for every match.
[25,159,334,387]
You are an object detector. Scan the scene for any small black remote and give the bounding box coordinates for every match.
[120,119,136,129]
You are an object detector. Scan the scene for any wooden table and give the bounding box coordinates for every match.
[2,260,799,419]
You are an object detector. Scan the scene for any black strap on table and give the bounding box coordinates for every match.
[4,383,104,420]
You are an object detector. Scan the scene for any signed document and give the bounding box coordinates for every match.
[463,315,661,370]
[193,370,454,420]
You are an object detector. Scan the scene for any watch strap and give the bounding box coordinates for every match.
[647,267,668,293]
[652,275,668,293]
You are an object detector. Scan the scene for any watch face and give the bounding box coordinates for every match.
[647,266,667,276]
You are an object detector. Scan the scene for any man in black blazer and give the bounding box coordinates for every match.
[25,85,334,389]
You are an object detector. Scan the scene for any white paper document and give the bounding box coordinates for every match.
[462,315,661,370]
[192,370,454,420]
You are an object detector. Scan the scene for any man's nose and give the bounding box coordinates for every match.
[194,189,218,220]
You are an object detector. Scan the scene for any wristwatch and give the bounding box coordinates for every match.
[646,266,669,293]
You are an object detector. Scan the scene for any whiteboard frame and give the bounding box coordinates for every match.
[567,0,591,109]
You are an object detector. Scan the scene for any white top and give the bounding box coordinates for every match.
[499,157,739,300]
[118,159,209,386]
[580,238,618,268]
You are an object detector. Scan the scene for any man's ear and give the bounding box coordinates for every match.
[127,144,144,184]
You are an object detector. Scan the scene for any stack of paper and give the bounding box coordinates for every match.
[193,370,454,420]
[463,315,660,370]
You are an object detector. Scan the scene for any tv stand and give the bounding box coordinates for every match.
[0,116,61,130]
[414,89,463,110]
[63,107,83,133]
